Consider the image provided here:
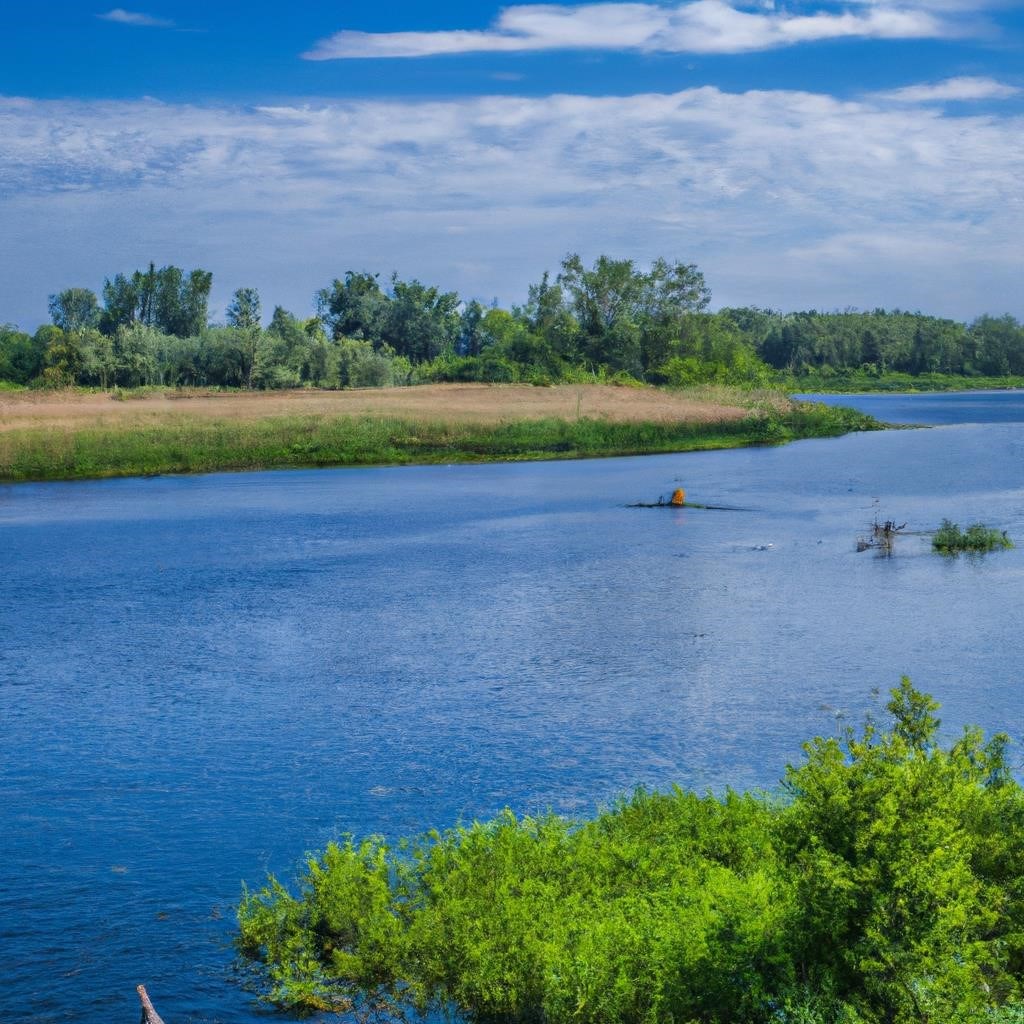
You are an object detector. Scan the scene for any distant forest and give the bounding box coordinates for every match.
[2,255,1023,390]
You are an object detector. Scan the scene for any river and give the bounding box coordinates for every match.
[2,391,1023,1023]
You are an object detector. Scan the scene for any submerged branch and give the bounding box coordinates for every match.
[137,986,166,1024]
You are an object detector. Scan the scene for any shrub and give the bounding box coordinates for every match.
[238,681,1024,1024]
[932,519,1013,554]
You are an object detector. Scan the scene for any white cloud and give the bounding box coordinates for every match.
[97,9,174,28]
[871,76,1020,103]
[0,86,1021,328]
[302,1,950,59]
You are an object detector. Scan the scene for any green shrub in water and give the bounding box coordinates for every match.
[932,519,1013,554]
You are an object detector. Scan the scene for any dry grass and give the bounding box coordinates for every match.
[0,384,760,433]
[0,385,876,482]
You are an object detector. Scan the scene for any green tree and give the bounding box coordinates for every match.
[100,273,140,334]
[227,287,262,331]
[41,327,84,387]
[969,316,1024,376]
[520,272,580,364]
[0,325,45,384]
[459,299,487,357]
[194,327,247,387]
[381,276,460,363]
[100,264,212,337]
[316,272,388,342]
[557,254,709,375]
[113,324,159,387]
[48,288,100,333]
[336,339,407,388]
[77,329,116,388]
[225,288,264,387]
[267,307,332,385]
[176,269,213,337]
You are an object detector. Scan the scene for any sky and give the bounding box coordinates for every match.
[1,1,1022,329]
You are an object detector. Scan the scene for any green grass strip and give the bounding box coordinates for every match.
[0,403,880,483]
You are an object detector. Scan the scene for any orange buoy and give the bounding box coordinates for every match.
[671,488,686,506]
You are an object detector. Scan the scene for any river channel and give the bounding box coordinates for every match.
[2,391,1023,1023]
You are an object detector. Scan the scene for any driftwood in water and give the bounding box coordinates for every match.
[137,986,166,1024]
[857,519,907,555]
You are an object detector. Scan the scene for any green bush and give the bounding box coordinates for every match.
[238,680,1024,1024]
[932,519,1013,554]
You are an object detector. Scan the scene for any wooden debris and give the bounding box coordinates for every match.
[137,986,166,1024]
[857,517,907,555]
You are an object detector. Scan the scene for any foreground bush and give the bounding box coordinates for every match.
[237,681,1024,1023]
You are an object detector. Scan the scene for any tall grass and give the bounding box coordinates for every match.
[0,402,879,482]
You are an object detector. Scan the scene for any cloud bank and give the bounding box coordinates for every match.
[1,84,1021,327]
[303,1,954,59]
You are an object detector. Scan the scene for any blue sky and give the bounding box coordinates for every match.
[2,1,1022,328]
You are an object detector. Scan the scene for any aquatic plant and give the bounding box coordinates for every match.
[932,519,1013,554]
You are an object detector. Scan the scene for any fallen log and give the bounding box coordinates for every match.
[137,986,166,1024]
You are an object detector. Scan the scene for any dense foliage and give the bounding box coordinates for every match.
[932,520,1014,554]
[6,256,1020,392]
[237,682,1024,1024]
[723,308,1024,380]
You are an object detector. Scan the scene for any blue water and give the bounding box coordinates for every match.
[798,388,1024,425]
[2,393,1024,1023]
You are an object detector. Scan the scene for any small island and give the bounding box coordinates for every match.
[932,519,1014,554]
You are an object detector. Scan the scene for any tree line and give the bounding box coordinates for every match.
[2,257,1022,390]
[725,306,1024,378]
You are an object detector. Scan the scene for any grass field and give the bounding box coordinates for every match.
[0,384,878,482]
[0,383,767,431]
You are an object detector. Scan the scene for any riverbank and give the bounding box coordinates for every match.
[0,385,879,482]
[779,370,1024,393]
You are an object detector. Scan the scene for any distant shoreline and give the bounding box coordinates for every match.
[781,374,1024,394]
[0,384,879,483]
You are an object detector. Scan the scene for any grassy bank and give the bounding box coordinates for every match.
[0,401,877,482]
